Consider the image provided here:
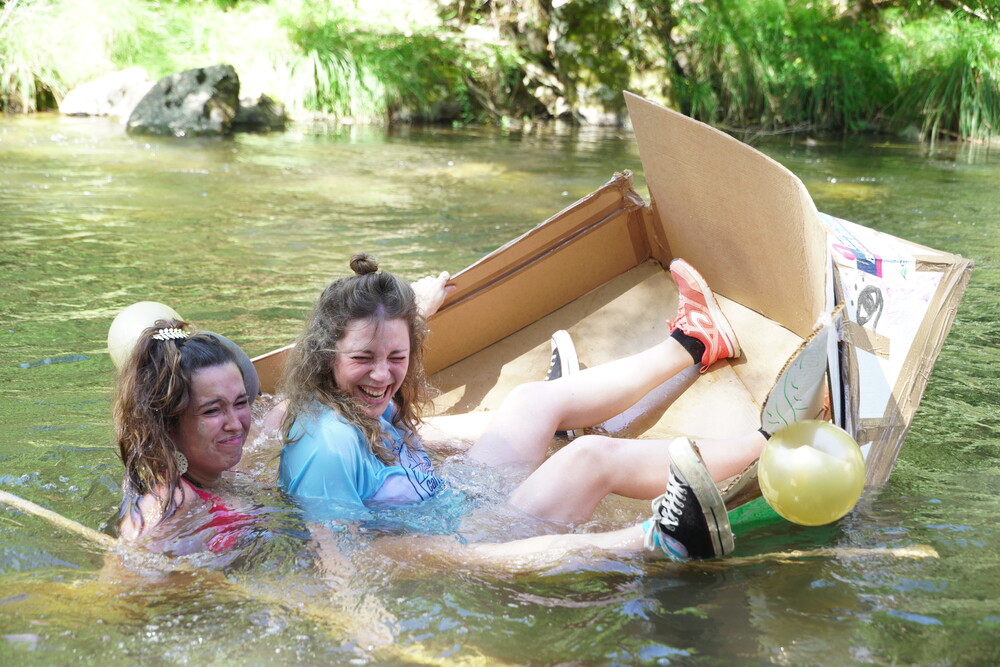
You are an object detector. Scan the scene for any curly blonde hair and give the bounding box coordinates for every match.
[281,253,433,464]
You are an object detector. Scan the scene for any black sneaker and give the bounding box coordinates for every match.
[643,437,734,560]
[545,330,583,439]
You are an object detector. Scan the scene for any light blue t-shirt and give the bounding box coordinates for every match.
[278,404,445,513]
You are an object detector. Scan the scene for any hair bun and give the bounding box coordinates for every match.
[350,253,379,276]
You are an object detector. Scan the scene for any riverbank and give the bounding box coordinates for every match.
[1,0,997,143]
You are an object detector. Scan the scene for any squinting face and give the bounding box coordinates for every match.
[174,362,250,486]
[333,317,411,418]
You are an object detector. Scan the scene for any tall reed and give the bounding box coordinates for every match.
[887,12,999,143]
[0,0,154,111]
[0,0,520,122]
[674,0,892,132]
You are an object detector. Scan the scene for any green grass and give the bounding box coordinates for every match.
[0,0,508,122]
[654,1,998,142]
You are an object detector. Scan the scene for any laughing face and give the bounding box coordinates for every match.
[333,317,411,418]
[173,362,250,487]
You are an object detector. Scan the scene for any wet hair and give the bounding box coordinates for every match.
[281,253,432,464]
[114,320,242,531]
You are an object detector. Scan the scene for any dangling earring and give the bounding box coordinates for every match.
[174,449,189,475]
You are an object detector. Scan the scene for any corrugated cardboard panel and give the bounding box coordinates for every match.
[624,92,827,339]
[444,172,645,301]
[424,173,650,373]
[426,209,648,373]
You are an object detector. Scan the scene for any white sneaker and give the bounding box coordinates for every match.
[545,330,583,439]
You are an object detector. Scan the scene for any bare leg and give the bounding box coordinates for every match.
[418,412,492,452]
[371,524,648,575]
[508,432,766,524]
[464,524,645,559]
[467,338,695,467]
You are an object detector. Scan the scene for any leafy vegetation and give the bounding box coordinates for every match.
[672,0,893,132]
[0,0,997,141]
[886,10,999,143]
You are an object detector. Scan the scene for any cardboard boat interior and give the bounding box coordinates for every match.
[252,93,972,508]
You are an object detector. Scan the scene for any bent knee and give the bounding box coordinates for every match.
[564,434,622,465]
[503,381,548,406]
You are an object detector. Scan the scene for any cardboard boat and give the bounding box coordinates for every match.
[251,93,972,512]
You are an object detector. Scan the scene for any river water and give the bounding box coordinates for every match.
[1,114,998,665]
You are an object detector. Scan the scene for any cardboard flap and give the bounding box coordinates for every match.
[760,310,841,433]
[624,92,827,338]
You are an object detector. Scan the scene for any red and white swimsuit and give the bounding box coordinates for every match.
[180,477,253,553]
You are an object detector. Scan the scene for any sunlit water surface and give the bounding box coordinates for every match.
[1,114,998,665]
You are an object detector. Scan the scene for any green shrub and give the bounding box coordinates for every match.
[1,0,997,140]
[550,0,672,114]
[0,0,516,121]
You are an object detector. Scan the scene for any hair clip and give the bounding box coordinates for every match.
[152,327,189,341]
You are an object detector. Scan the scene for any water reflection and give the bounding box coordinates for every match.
[1,114,998,663]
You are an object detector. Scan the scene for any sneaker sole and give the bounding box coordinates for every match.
[671,260,742,361]
[548,330,583,439]
[550,330,579,380]
[667,437,735,556]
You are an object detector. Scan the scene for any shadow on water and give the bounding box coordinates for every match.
[1,115,999,664]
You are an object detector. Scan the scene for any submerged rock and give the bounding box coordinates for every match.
[233,94,287,132]
[59,67,154,122]
[126,65,240,137]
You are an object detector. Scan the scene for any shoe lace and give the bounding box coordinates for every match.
[642,472,690,558]
[651,471,687,531]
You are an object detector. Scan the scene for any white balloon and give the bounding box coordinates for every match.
[107,301,183,368]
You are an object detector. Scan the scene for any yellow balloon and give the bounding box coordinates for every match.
[107,301,183,368]
[759,420,866,526]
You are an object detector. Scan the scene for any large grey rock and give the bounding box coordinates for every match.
[126,65,240,137]
[59,67,154,122]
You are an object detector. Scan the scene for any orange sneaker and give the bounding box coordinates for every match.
[668,258,741,373]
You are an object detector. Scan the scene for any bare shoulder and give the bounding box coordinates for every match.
[118,482,192,542]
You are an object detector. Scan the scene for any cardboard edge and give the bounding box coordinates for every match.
[422,173,652,373]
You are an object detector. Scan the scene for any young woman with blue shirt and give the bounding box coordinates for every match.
[278,253,769,561]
